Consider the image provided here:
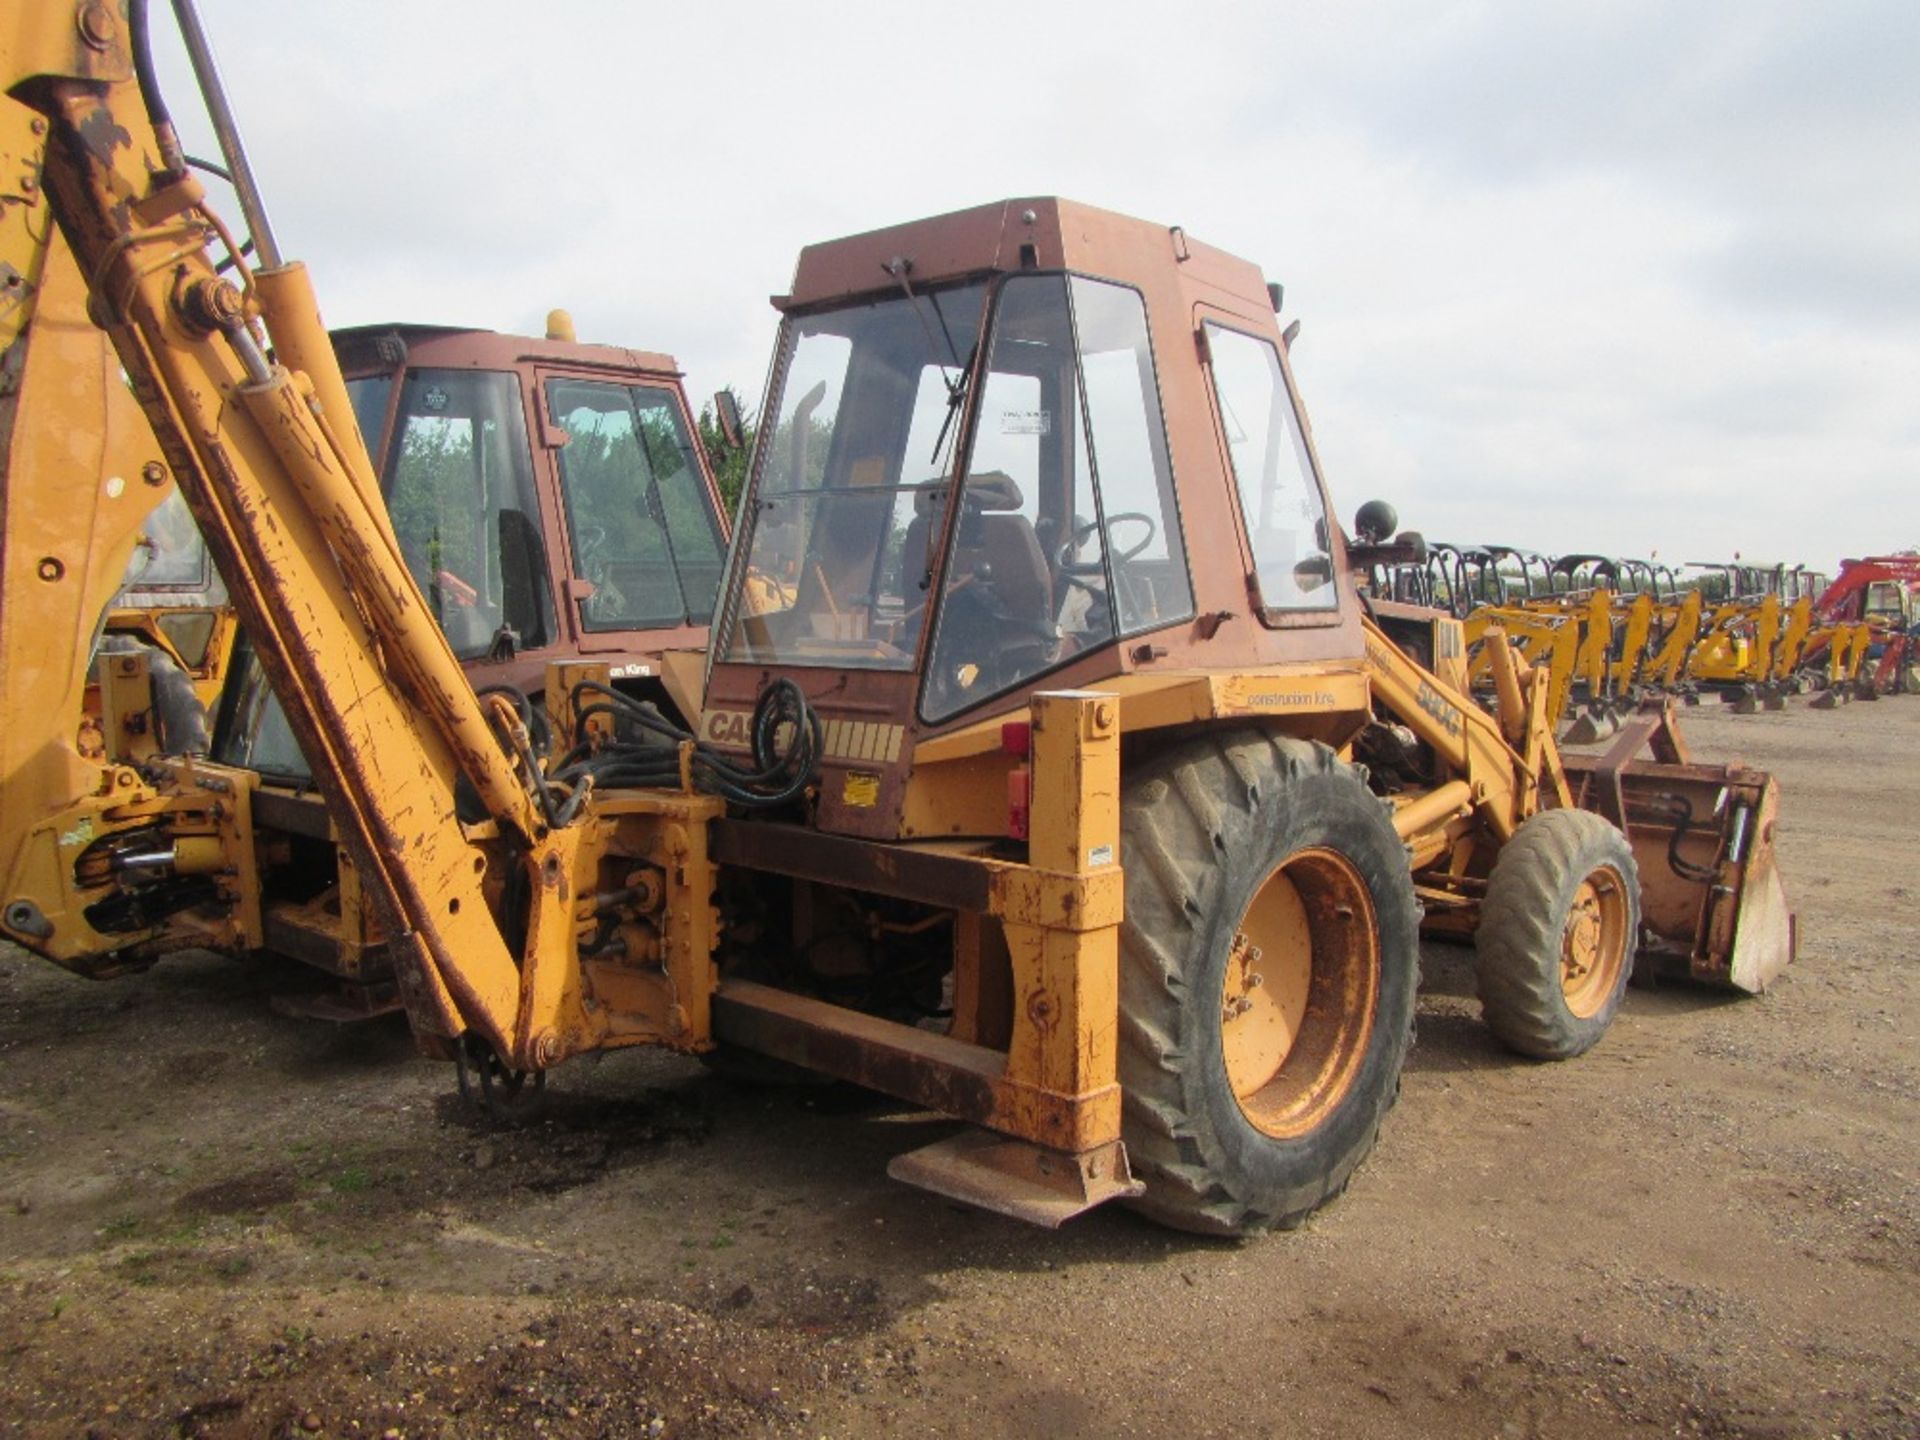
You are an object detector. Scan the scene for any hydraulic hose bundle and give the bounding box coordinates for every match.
[492,679,823,825]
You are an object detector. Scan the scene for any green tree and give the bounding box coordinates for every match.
[697,393,756,519]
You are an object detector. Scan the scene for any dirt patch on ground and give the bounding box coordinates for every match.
[2,698,1916,1438]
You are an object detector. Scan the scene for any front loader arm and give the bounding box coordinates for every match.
[1363,614,1570,859]
[0,4,546,1056]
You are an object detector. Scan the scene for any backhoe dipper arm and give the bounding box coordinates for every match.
[0,3,542,1055]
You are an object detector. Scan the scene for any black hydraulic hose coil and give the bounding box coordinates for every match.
[551,678,822,811]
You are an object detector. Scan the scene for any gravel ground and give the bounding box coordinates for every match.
[1,696,1914,1439]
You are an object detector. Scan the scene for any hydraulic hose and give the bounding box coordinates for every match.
[128,1,176,146]
[1623,792,1720,884]
[551,678,822,811]
[470,679,823,819]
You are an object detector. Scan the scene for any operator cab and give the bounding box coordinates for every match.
[704,198,1362,838]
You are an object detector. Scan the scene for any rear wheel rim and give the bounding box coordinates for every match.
[1219,848,1379,1139]
[1560,865,1629,1018]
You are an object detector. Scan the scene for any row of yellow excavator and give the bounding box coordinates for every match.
[1360,537,1920,740]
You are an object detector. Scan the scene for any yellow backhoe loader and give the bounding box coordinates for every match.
[0,1,1793,1235]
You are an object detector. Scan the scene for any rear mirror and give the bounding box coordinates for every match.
[1355,500,1398,544]
[713,388,744,450]
[1293,556,1334,589]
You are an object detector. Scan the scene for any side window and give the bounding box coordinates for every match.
[1069,277,1191,635]
[547,380,726,629]
[631,390,726,622]
[385,369,554,658]
[120,488,213,592]
[1204,322,1337,614]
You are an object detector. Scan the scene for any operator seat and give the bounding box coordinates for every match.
[904,472,1053,637]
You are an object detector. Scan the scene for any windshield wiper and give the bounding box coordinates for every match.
[928,341,976,466]
[882,256,975,465]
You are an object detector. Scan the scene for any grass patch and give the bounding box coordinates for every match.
[119,1249,164,1286]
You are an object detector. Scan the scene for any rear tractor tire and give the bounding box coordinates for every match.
[1118,731,1420,1236]
[1475,809,1640,1061]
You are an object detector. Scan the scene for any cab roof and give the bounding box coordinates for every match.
[778,196,1273,320]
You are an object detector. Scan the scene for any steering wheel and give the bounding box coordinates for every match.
[1059,511,1156,575]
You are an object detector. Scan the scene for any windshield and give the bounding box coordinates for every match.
[547,379,725,628]
[720,284,988,670]
[922,273,1191,720]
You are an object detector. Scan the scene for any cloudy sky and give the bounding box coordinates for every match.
[152,0,1915,573]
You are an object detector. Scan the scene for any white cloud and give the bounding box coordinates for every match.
[152,0,1918,570]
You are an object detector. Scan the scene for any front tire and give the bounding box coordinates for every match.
[1118,731,1419,1236]
[1475,808,1639,1060]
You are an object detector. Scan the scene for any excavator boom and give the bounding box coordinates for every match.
[1,3,530,1048]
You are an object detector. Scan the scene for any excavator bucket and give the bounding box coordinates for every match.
[1561,704,1795,993]
[1561,702,1621,745]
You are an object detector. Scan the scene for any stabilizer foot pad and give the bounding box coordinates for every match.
[888,1131,1142,1228]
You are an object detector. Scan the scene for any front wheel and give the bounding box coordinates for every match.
[1475,808,1640,1060]
[1118,731,1419,1235]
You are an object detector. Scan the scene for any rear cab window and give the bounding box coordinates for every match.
[1202,321,1338,621]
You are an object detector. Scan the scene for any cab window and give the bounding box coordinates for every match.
[384,369,554,658]
[1204,322,1337,614]
[547,379,726,630]
[922,274,1191,721]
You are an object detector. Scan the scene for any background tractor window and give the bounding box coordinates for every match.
[1204,322,1337,614]
[385,369,554,657]
[547,379,726,630]
[345,374,394,468]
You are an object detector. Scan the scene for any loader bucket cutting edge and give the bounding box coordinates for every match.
[1727,837,1793,993]
[1562,755,1796,994]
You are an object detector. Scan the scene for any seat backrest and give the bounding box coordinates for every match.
[972,513,1052,627]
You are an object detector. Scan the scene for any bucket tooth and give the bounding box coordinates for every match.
[888,1131,1143,1228]
[1729,686,1759,715]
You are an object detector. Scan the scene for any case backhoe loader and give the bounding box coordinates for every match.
[0,1,1793,1235]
